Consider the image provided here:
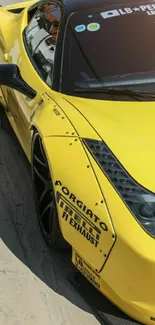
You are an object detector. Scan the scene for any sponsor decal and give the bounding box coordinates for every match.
[75,253,100,289]
[101,4,155,19]
[55,181,108,249]
[75,24,86,32]
[87,22,100,32]
[101,9,120,19]
[56,191,100,248]
[55,181,108,232]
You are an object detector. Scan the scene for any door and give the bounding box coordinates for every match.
[5,2,62,158]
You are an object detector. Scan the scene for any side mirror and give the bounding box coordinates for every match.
[0,64,37,99]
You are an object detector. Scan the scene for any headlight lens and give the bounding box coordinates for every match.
[84,139,155,237]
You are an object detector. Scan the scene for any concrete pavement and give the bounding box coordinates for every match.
[0,116,101,325]
[0,0,27,5]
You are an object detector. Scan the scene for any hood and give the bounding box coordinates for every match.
[65,96,155,193]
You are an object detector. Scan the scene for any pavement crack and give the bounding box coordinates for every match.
[0,269,26,276]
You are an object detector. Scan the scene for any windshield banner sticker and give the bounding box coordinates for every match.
[101,4,155,19]
[101,9,121,19]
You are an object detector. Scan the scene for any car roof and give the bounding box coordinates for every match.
[63,0,145,14]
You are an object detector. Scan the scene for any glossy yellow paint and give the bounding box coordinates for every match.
[43,136,115,271]
[0,4,51,158]
[0,3,154,325]
[66,96,155,192]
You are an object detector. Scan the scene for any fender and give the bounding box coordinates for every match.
[42,135,116,272]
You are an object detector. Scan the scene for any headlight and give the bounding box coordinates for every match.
[83,139,155,237]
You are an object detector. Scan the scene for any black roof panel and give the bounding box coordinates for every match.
[63,0,147,14]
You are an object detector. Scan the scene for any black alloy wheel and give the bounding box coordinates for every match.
[31,131,69,250]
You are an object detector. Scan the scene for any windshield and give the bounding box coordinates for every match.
[61,1,155,100]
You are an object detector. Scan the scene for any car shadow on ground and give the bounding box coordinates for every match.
[0,111,140,325]
[0,114,102,322]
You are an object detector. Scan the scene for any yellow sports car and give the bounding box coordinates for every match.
[0,0,155,324]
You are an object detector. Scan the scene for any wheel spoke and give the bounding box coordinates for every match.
[40,201,54,235]
[39,182,53,207]
[38,136,47,163]
[48,201,54,228]
[41,202,50,220]
[34,154,47,167]
[34,166,48,185]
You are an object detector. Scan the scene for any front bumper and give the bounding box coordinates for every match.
[87,148,155,325]
[100,236,155,325]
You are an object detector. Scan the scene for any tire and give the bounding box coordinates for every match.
[0,105,10,131]
[31,131,70,250]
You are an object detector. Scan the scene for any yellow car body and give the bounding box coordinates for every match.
[0,1,155,324]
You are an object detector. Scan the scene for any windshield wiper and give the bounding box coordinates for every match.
[73,87,155,100]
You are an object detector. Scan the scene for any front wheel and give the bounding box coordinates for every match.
[31,131,69,250]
